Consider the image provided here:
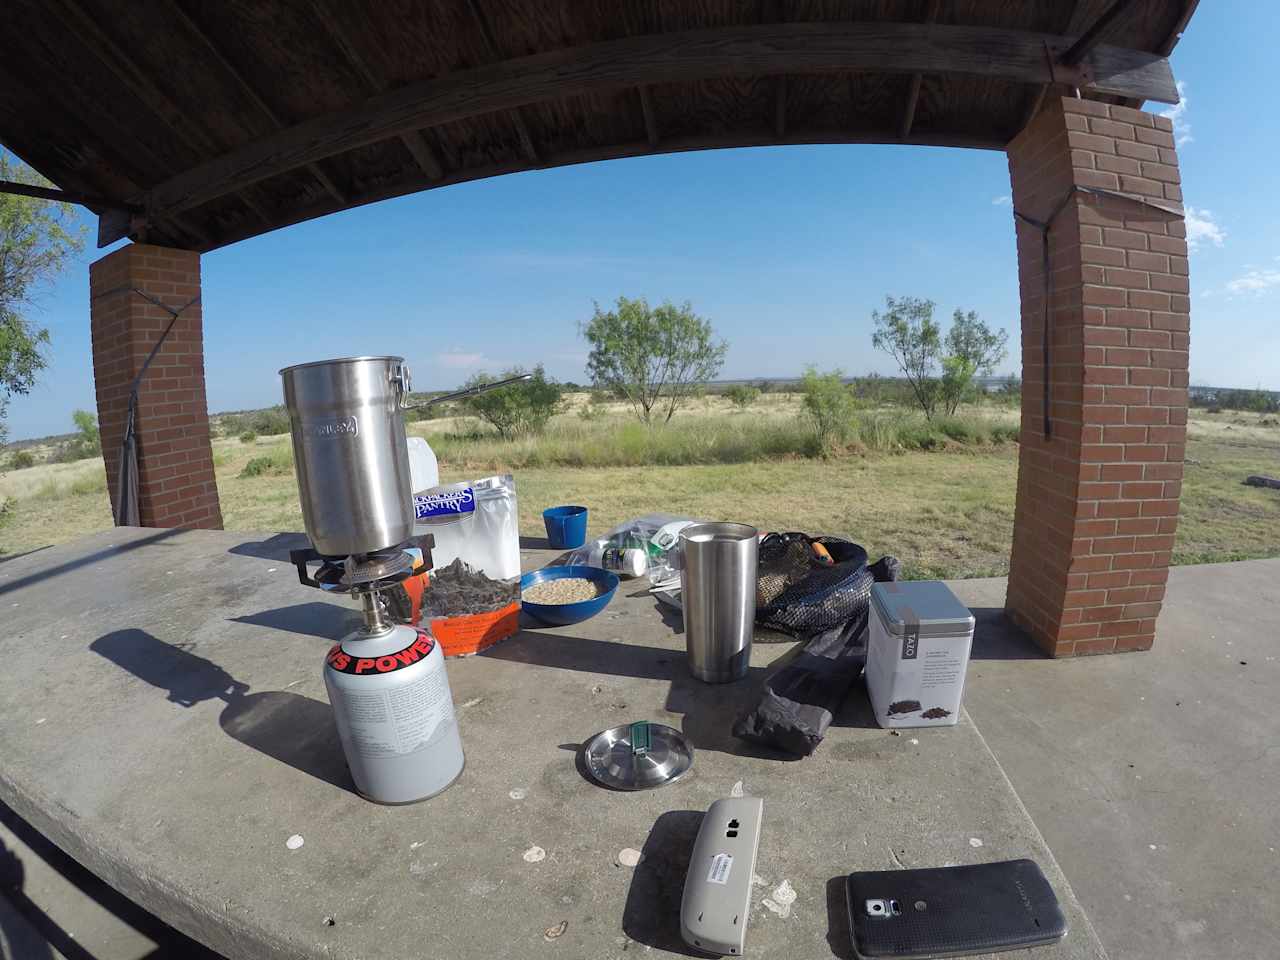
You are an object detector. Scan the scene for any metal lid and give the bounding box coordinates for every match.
[871,581,975,637]
[583,721,693,791]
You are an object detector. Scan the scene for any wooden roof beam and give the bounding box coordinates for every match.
[160,0,344,207]
[310,0,444,180]
[205,128,1007,252]
[464,0,540,164]
[1020,0,1087,132]
[899,0,942,140]
[118,21,1180,244]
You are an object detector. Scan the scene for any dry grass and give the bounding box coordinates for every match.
[2,408,1276,580]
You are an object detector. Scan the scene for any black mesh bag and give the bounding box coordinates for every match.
[735,534,900,756]
[756,532,872,639]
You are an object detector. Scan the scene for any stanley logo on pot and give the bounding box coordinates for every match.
[302,416,359,439]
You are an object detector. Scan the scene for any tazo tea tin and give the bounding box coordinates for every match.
[866,581,975,728]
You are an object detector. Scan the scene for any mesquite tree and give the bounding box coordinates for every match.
[582,297,727,424]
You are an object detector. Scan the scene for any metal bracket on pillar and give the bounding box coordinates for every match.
[1013,184,1184,440]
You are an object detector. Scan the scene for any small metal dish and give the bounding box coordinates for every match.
[583,721,694,791]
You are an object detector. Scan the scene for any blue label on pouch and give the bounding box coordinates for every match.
[414,486,475,521]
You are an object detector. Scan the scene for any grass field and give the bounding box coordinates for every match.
[2,399,1277,580]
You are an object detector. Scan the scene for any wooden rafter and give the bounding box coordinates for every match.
[161,0,345,208]
[899,0,942,140]
[463,0,540,164]
[310,0,444,181]
[1061,0,1137,65]
[637,86,660,146]
[118,20,1178,243]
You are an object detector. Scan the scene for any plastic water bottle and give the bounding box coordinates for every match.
[406,436,439,492]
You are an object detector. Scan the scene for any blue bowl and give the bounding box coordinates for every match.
[543,504,589,549]
[520,564,619,626]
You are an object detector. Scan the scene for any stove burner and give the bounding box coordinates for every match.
[342,549,413,587]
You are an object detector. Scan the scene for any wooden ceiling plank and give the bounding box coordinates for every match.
[463,0,540,164]
[310,0,444,180]
[638,86,660,146]
[1061,0,1137,65]
[47,0,295,222]
[160,0,344,205]
[121,21,1179,242]
[899,0,942,139]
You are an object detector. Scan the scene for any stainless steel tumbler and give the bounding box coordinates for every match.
[679,522,759,683]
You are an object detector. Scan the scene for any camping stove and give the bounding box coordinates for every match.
[279,356,465,804]
[289,541,466,804]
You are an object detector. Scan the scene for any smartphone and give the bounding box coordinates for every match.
[845,859,1067,959]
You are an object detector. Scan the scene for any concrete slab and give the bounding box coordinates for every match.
[950,560,1280,960]
[0,528,1104,960]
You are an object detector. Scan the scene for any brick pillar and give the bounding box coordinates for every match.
[90,243,223,530]
[1005,97,1189,657]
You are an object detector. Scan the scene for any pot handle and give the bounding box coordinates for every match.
[391,361,413,407]
[402,372,533,410]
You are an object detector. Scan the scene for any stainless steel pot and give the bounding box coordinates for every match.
[280,356,413,557]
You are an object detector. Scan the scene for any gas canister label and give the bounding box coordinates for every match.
[326,633,434,674]
[413,485,475,521]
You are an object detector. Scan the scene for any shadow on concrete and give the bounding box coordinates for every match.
[90,629,356,795]
[969,607,1049,661]
[91,629,249,708]
[482,630,800,760]
[825,875,855,959]
[219,692,353,792]
[0,528,182,598]
[230,601,358,642]
[226,533,311,563]
[0,802,222,960]
[518,535,552,551]
[622,809,704,955]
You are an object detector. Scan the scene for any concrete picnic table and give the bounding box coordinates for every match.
[0,528,1104,959]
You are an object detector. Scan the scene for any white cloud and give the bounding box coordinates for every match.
[1225,266,1280,296]
[1185,206,1225,252]
[1160,81,1192,146]
[439,351,494,369]
[991,195,1011,206]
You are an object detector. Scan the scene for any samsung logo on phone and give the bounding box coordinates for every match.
[1014,879,1034,915]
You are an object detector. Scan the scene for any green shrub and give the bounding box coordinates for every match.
[725,385,761,410]
[7,450,36,470]
[239,431,257,445]
[463,366,562,439]
[239,446,294,478]
[800,367,857,452]
[0,497,15,528]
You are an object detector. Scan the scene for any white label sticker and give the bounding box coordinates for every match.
[707,852,734,885]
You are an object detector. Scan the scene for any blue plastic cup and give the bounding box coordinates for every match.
[543,505,588,549]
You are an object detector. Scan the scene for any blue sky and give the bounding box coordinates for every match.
[5,0,1276,440]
